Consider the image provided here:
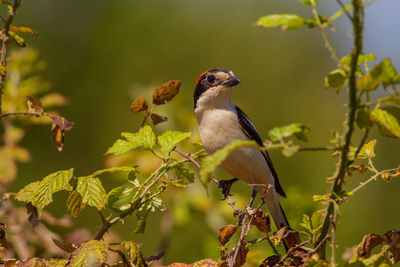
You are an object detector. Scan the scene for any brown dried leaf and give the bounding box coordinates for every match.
[151,113,168,125]
[26,202,40,227]
[385,229,400,264]
[153,80,181,105]
[52,237,76,253]
[48,114,74,151]
[356,233,386,259]
[389,247,400,264]
[234,245,249,267]
[260,255,280,267]
[0,223,6,260]
[384,229,400,244]
[48,114,75,131]
[26,96,43,114]
[251,210,271,234]
[130,96,148,113]
[271,227,301,248]
[218,225,238,246]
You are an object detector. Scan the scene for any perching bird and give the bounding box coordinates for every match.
[194,68,290,230]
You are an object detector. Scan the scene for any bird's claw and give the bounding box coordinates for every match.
[217,177,239,200]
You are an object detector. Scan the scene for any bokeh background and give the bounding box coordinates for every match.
[7,0,400,264]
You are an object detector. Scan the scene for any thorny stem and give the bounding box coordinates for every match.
[173,148,201,169]
[316,0,364,258]
[0,0,21,114]
[348,168,398,196]
[311,5,340,63]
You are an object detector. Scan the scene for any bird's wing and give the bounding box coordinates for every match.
[233,104,287,198]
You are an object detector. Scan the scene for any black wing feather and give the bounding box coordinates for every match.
[234,104,287,198]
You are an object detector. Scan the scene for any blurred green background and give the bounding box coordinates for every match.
[8,0,400,264]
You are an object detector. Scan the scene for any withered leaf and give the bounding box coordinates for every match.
[52,237,76,253]
[48,114,74,151]
[130,96,148,113]
[384,229,400,245]
[151,113,168,125]
[153,80,181,105]
[260,255,280,267]
[0,223,6,259]
[251,210,271,234]
[26,202,40,227]
[234,244,249,267]
[218,225,238,246]
[26,96,43,114]
[272,227,301,248]
[356,233,386,259]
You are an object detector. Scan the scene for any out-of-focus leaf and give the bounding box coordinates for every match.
[107,181,139,212]
[358,73,381,92]
[133,210,149,234]
[370,107,400,138]
[67,190,86,218]
[9,30,25,47]
[26,95,43,114]
[256,14,305,30]
[200,140,258,184]
[10,25,38,35]
[130,96,148,113]
[0,64,6,76]
[218,225,238,246]
[379,95,400,107]
[260,255,281,267]
[0,149,17,184]
[68,240,108,266]
[158,131,191,154]
[354,233,386,259]
[76,176,107,210]
[91,166,136,177]
[385,230,400,264]
[15,258,69,266]
[106,125,156,155]
[356,109,372,130]
[371,58,400,88]
[325,69,347,93]
[48,114,74,151]
[153,80,181,105]
[122,241,148,267]
[299,0,318,6]
[268,123,309,142]
[173,165,195,184]
[52,237,76,253]
[359,140,377,159]
[330,3,353,22]
[16,169,74,209]
[40,93,69,108]
[251,210,271,234]
[340,53,376,69]
[300,214,312,232]
[282,145,299,157]
[150,113,168,125]
[311,210,324,232]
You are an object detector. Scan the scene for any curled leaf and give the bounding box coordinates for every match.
[153,80,181,105]
[218,225,238,246]
[48,114,75,151]
[355,233,386,259]
[26,96,43,114]
[130,96,148,113]
[251,210,271,234]
[151,113,168,125]
[52,237,76,253]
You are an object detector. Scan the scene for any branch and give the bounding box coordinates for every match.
[348,168,398,196]
[0,0,21,114]
[316,0,364,258]
[0,111,42,119]
[139,104,155,130]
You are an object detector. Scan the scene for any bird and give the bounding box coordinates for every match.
[193,68,290,230]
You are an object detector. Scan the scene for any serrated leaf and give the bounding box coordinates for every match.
[371,58,400,88]
[122,241,147,267]
[358,73,381,92]
[200,140,259,184]
[311,210,323,232]
[158,131,191,154]
[379,95,400,107]
[359,140,377,159]
[356,109,372,130]
[174,165,195,184]
[353,234,386,260]
[91,166,136,177]
[325,69,347,93]
[300,214,312,232]
[107,182,139,212]
[76,176,107,210]
[106,125,156,155]
[130,96,148,113]
[133,209,149,234]
[218,225,238,245]
[17,169,74,209]
[370,107,400,138]
[68,240,108,267]
[67,190,86,218]
[299,0,318,6]
[15,181,40,202]
[340,53,376,69]
[256,14,305,30]
[268,123,309,142]
[153,80,181,105]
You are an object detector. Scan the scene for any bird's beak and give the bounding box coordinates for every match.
[222,77,240,87]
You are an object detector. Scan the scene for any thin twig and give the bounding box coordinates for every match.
[0,111,42,119]
[140,104,155,130]
[173,148,201,169]
[336,0,353,21]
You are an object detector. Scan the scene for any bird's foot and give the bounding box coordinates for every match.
[217,177,239,200]
[247,188,258,208]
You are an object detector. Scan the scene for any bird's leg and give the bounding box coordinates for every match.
[217,177,239,200]
[247,188,257,208]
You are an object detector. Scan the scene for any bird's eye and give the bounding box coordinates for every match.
[207,75,215,83]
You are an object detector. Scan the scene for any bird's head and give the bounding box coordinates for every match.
[194,69,240,110]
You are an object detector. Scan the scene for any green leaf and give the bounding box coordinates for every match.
[68,240,108,266]
[311,210,323,232]
[66,190,86,218]
[268,123,310,142]
[133,209,149,234]
[15,181,40,203]
[256,14,305,30]
[200,140,259,184]
[378,95,400,107]
[10,25,38,35]
[371,58,400,88]
[17,169,74,209]
[9,30,26,47]
[330,3,353,22]
[358,73,381,92]
[158,131,192,154]
[299,0,318,6]
[370,107,400,138]
[340,53,376,68]
[122,241,147,267]
[106,125,156,155]
[282,145,299,157]
[91,166,136,177]
[300,214,312,232]
[359,140,377,159]
[107,181,139,212]
[324,69,347,93]
[174,165,195,184]
[76,176,107,210]
[356,109,372,130]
